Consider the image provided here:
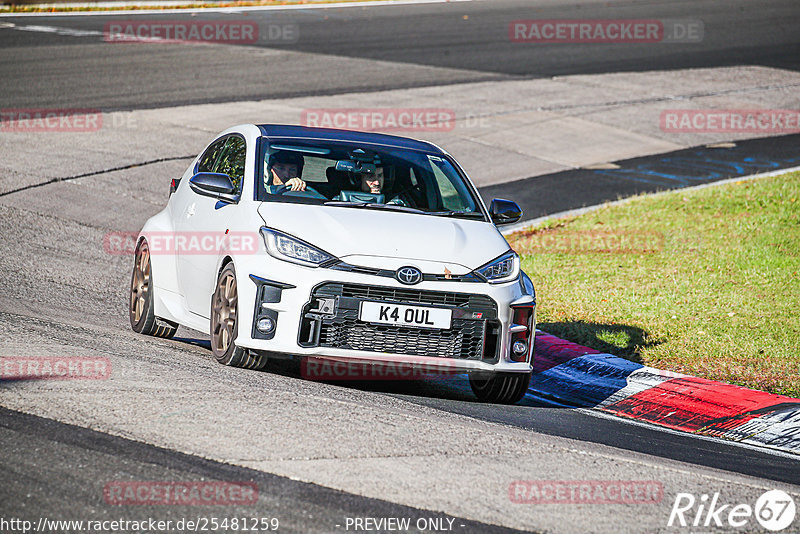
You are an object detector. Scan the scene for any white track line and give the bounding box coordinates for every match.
[0,0,471,17]
[0,22,102,35]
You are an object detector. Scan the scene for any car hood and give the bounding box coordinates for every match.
[257,202,510,271]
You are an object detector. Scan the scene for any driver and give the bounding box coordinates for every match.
[266,151,306,192]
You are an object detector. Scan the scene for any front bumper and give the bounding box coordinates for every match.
[233,255,536,374]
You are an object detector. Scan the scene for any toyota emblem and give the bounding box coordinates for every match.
[395,266,422,285]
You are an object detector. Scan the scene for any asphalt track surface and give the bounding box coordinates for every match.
[0,408,521,534]
[485,133,800,219]
[1,0,800,532]
[0,0,798,110]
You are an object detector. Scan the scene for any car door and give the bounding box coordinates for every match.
[175,134,247,318]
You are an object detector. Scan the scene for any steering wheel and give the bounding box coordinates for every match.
[271,184,326,199]
[269,184,288,195]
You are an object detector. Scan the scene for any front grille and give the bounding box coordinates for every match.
[315,282,495,308]
[319,310,486,360]
[299,282,499,361]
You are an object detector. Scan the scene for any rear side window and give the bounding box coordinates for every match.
[195,135,247,194]
[197,138,227,173]
[215,137,246,192]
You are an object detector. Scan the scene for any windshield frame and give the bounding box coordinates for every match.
[255,136,490,221]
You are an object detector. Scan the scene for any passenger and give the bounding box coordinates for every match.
[360,166,410,206]
[265,151,306,192]
[361,166,384,195]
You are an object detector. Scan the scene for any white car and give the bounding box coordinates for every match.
[129,124,536,404]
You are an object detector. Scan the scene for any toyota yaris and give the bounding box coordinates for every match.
[129,124,536,404]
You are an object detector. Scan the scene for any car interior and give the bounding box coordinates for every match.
[262,148,429,207]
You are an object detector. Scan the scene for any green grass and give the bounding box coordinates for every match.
[508,171,800,397]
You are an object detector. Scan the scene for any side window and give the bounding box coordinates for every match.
[198,138,226,173]
[214,137,246,193]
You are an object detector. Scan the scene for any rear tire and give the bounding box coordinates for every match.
[210,263,266,370]
[469,371,531,404]
[129,240,178,338]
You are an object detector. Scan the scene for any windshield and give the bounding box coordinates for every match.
[257,138,486,220]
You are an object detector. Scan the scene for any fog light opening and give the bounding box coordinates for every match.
[256,316,276,334]
[510,305,534,362]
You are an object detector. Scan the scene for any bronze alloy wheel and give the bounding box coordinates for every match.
[210,263,266,369]
[130,241,151,325]
[211,267,238,356]
[129,240,177,338]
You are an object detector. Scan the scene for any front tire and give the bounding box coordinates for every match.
[129,240,177,338]
[210,263,266,370]
[469,371,531,404]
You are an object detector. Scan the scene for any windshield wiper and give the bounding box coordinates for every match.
[323,200,370,208]
[364,203,427,214]
[323,201,427,214]
[429,210,486,219]
[323,202,482,218]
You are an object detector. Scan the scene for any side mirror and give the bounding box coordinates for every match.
[489,198,522,225]
[189,172,238,203]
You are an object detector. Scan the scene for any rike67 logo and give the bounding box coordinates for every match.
[668,490,796,531]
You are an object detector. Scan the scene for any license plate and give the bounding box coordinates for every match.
[359,301,452,330]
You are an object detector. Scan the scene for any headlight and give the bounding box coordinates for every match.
[261,228,337,267]
[474,251,519,283]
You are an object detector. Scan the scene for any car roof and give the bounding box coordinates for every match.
[256,124,445,154]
